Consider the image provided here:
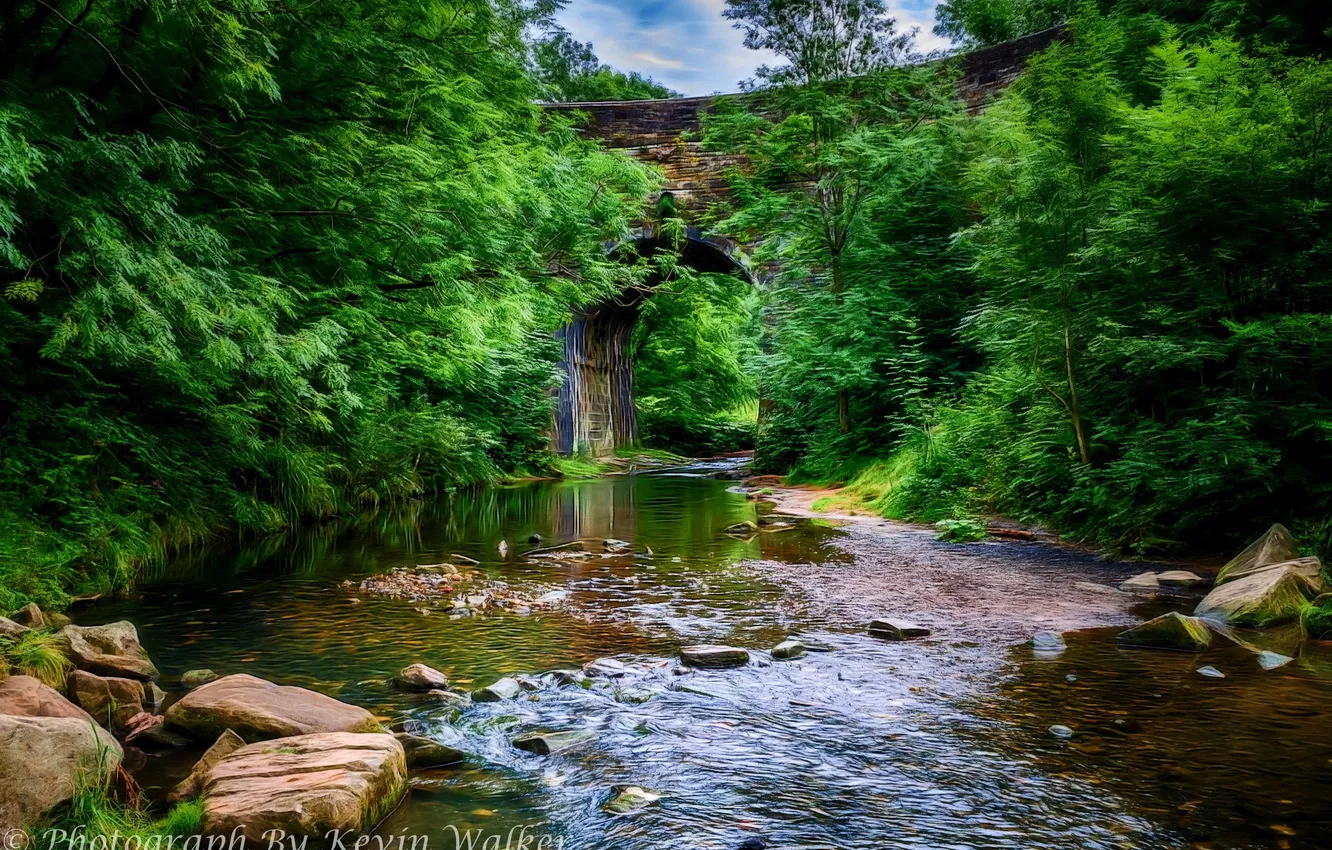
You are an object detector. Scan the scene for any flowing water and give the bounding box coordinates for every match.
[83,461,1332,850]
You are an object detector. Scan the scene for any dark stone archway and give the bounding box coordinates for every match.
[551,226,751,456]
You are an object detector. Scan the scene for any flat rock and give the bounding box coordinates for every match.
[771,639,806,660]
[181,669,220,689]
[1116,612,1213,651]
[424,689,471,710]
[602,785,661,815]
[60,622,159,681]
[679,645,750,669]
[393,732,464,768]
[67,670,145,733]
[1030,632,1067,652]
[0,714,122,828]
[471,677,523,702]
[1258,651,1294,671]
[0,675,93,722]
[1194,564,1323,628]
[1157,570,1207,588]
[1118,572,1160,593]
[169,728,246,802]
[165,674,383,742]
[394,663,448,692]
[1217,523,1300,584]
[869,619,931,640]
[512,730,593,755]
[200,732,407,842]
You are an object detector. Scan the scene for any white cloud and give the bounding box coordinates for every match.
[556,1,956,96]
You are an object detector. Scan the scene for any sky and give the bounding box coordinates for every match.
[555,0,953,97]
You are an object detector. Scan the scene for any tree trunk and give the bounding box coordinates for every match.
[1063,307,1090,465]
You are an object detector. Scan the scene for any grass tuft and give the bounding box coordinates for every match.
[0,629,72,688]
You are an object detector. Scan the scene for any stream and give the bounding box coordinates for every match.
[81,459,1332,850]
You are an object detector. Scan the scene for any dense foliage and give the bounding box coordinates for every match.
[632,267,761,454]
[0,0,658,608]
[713,0,1332,556]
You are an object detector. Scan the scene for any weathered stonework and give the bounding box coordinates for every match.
[543,28,1064,455]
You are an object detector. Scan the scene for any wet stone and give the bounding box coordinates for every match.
[1049,725,1074,739]
[1030,631,1067,652]
[471,678,523,702]
[394,663,449,692]
[512,730,593,756]
[584,657,633,678]
[181,669,220,689]
[679,645,750,669]
[393,733,464,768]
[1118,572,1160,593]
[1157,570,1207,588]
[1197,665,1225,679]
[771,639,806,660]
[869,619,931,640]
[1257,651,1293,671]
[602,785,661,815]
[1116,612,1212,652]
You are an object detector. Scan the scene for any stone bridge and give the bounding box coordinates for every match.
[545,28,1064,456]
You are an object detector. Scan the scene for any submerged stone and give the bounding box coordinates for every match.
[1030,631,1067,652]
[1194,564,1323,628]
[722,521,759,536]
[1116,612,1213,652]
[602,785,661,815]
[512,730,593,755]
[1048,725,1074,739]
[1197,665,1225,679]
[868,619,931,640]
[679,645,750,668]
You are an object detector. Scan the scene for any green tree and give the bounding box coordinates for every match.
[533,29,679,101]
[0,0,656,606]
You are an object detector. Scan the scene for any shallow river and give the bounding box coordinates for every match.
[84,461,1332,850]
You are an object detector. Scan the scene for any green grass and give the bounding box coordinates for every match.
[550,453,612,479]
[34,740,202,845]
[0,629,73,687]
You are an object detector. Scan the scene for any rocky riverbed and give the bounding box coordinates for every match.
[6,462,1332,849]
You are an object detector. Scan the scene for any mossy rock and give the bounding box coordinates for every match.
[1216,523,1300,585]
[1116,612,1213,652]
[1195,565,1323,628]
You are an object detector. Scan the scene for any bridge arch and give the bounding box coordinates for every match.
[551,225,751,456]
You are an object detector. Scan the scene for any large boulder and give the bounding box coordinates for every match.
[67,670,146,734]
[60,622,159,681]
[165,674,383,742]
[0,676,93,722]
[1194,564,1323,628]
[1116,612,1213,651]
[0,714,122,829]
[199,732,407,841]
[1216,523,1301,585]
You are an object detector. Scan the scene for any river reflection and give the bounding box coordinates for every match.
[82,463,1332,850]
